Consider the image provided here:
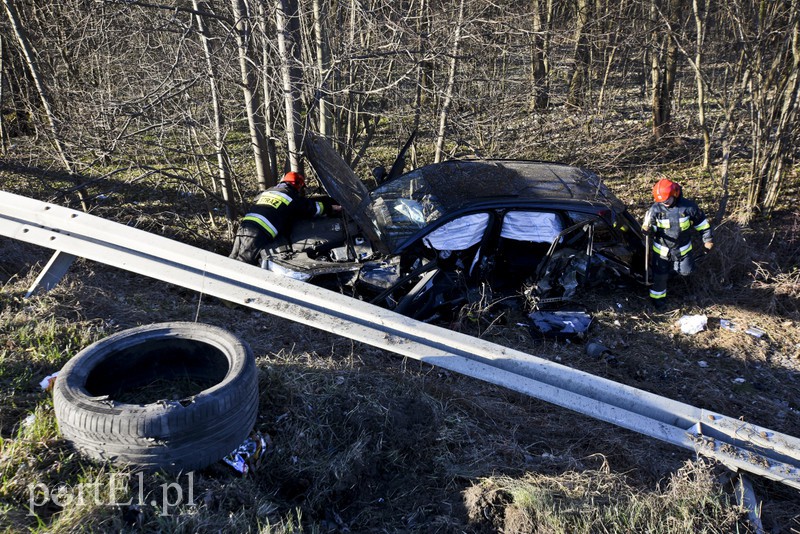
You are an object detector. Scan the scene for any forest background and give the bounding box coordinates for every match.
[1,0,800,532]
[0,0,797,224]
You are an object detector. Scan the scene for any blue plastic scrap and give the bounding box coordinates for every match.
[529,310,593,336]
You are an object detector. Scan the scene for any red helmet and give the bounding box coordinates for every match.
[281,171,305,190]
[652,178,680,203]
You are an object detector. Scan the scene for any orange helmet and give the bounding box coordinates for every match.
[652,178,680,203]
[281,171,305,190]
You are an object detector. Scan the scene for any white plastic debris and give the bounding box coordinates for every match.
[733,378,746,384]
[698,361,709,368]
[745,326,766,338]
[678,315,708,335]
[40,372,58,391]
[719,319,736,331]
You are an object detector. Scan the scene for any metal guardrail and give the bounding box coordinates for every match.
[1,190,799,492]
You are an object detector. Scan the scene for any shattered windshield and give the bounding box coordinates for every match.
[366,174,446,252]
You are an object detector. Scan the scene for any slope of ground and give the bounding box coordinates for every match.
[1,155,799,532]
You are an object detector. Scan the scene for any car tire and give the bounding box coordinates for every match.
[53,322,258,472]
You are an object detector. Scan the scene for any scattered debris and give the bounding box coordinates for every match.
[529,310,592,338]
[40,372,58,391]
[733,378,746,384]
[719,319,736,331]
[223,432,271,475]
[745,326,766,339]
[585,341,619,366]
[678,315,708,335]
[698,361,709,368]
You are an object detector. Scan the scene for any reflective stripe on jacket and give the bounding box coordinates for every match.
[644,196,712,260]
[240,182,334,239]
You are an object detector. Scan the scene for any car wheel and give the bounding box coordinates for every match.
[53,322,258,472]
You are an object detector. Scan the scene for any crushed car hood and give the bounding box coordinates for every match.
[305,133,389,253]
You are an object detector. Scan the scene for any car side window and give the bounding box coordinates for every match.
[567,211,615,245]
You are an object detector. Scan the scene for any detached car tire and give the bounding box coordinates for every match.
[53,322,257,472]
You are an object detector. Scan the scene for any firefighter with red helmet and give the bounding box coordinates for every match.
[229,172,340,266]
[642,178,713,310]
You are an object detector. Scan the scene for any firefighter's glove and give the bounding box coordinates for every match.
[704,241,714,251]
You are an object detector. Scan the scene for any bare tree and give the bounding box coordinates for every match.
[193,0,236,225]
[2,0,92,210]
[650,0,682,140]
[434,0,465,163]
[691,0,710,169]
[231,0,273,189]
[312,0,333,139]
[567,0,592,107]
[275,0,304,173]
[530,0,553,110]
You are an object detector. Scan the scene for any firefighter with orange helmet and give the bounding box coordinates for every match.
[642,178,713,310]
[229,172,340,266]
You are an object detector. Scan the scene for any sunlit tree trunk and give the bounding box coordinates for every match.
[411,0,431,168]
[434,0,465,163]
[312,0,332,139]
[759,9,800,214]
[276,0,304,173]
[256,2,279,180]
[193,0,235,225]
[692,0,710,168]
[231,0,272,189]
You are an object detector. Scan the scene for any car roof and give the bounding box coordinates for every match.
[382,159,626,213]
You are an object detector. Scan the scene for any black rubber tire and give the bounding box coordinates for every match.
[53,322,257,472]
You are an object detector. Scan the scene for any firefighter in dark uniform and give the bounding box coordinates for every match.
[642,178,713,310]
[229,171,340,266]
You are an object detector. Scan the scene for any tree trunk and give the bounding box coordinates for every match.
[692,0,710,169]
[256,1,279,180]
[276,0,304,173]
[2,0,90,210]
[312,0,333,139]
[650,0,682,140]
[530,0,551,110]
[231,0,272,189]
[567,0,591,107]
[411,0,431,168]
[193,0,236,226]
[434,0,465,163]
[760,11,800,214]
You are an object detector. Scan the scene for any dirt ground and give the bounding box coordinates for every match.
[1,190,800,531]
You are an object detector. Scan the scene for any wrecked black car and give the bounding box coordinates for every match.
[262,134,646,321]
